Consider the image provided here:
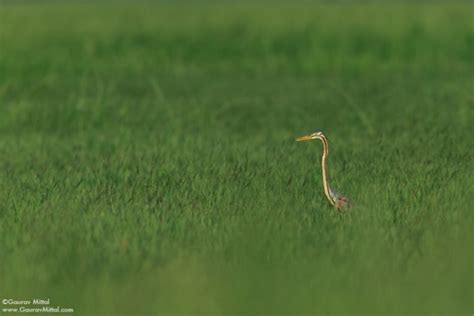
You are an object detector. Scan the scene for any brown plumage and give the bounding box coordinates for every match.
[296,130,351,211]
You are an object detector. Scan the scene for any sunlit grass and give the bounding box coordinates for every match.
[0,2,473,315]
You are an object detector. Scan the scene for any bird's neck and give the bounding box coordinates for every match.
[320,137,335,206]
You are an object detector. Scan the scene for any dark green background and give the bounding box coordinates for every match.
[0,2,473,315]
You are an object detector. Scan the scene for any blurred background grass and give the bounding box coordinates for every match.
[0,1,473,315]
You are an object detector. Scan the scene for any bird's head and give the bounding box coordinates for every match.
[296,130,325,142]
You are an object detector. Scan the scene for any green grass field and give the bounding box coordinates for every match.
[0,2,473,315]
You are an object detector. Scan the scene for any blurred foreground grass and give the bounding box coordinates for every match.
[0,2,473,315]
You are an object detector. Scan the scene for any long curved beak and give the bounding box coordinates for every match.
[296,134,314,142]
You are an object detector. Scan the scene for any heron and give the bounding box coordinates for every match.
[296,130,351,210]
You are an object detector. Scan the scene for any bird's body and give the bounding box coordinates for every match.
[329,188,351,210]
[296,130,351,211]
